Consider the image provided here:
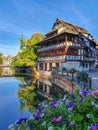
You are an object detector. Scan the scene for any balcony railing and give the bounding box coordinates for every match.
[39,67,43,70]
[37,42,66,53]
[39,51,65,57]
[84,57,95,61]
[67,51,78,55]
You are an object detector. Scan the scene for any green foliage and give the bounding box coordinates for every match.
[0,53,3,64]
[17,84,36,112]
[0,53,3,56]
[15,75,38,112]
[0,67,3,75]
[9,89,98,130]
[19,35,26,50]
[11,33,44,67]
[69,68,77,74]
[76,71,89,88]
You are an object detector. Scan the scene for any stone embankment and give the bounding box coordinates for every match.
[50,74,75,93]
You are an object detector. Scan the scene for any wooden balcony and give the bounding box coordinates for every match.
[38,51,66,57]
[37,44,66,53]
[39,67,43,70]
[67,51,78,55]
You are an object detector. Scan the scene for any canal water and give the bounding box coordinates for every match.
[0,77,31,130]
[0,67,98,130]
[0,69,65,130]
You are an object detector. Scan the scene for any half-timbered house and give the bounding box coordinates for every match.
[95,46,98,68]
[37,18,96,75]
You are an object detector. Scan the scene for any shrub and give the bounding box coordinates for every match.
[8,89,98,130]
[76,71,89,88]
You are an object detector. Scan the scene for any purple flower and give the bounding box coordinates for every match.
[16,120,22,125]
[34,111,40,120]
[69,122,75,127]
[67,102,74,109]
[55,116,62,122]
[90,124,98,130]
[16,118,27,125]
[79,98,84,103]
[70,93,75,98]
[28,123,33,129]
[38,106,43,112]
[51,116,62,123]
[80,89,88,97]
[63,99,66,104]
[51,118,56,123]
[50,100,59,108]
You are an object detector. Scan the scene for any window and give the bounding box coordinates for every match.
[67,36,72,41]
[45,63,47,71]
[49,63,52,71]
[67,48,78,55]
[82,63,85,68]
[39,81,43,89]
[68,55,70,59]
[39,63,43,70]
[44,84,47,92]
[86,64,88,68]
[74,56,76,59]
[56,63,59,68]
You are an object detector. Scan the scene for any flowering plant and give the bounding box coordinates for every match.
[9,89,98,130]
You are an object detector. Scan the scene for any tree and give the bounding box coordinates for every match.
[17,84,36,112]
[16,75,37,112]
[12,33,44,67]
[0,67,3,75]
[0,53,3,64]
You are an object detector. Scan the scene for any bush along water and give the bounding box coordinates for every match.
[8,89,98,130]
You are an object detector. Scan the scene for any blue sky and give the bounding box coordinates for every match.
[0,0,98,56]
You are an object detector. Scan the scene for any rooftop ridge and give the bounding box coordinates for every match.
[56,18,87,31]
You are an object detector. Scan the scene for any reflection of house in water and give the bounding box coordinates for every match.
[37,78,66,99]
[37,78,52,100]
[51,74,74,93]
[2,55,13,66]
[1,67,13,76]
[0,55,13,76]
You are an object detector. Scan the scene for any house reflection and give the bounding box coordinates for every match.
[0,67,13,76]
[37,77,65,99]
[16,75,66,112]
[37,78,52,100]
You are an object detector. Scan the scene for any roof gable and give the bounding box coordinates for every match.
[52,18,87,34]
[52,18,65,29]
[45,18,96,43]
